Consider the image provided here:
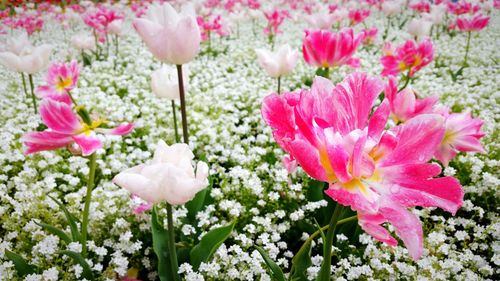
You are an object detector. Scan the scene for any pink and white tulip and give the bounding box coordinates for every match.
[133,2,200,65]
[381,39,434,77]
[302,28,362,69]
[22,99,134,156]
[35,60,80,105]
[456,14,490,32]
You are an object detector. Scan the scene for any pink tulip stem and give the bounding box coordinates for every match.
[462,32,471,68]
[171,100,180,143]
[20,73,28,98]
[114,35,119,55]
[28,74,37,114]
[166,203,180,281]
[176,64,189,144]
[208,31,212,53]
[398,69,412,92]
[92,29,99,59]
[81,152,97,257]
[317,204,345,281]
[277,76,281,94]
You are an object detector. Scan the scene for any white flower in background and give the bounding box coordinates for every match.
[408,18,433,41]
[423,4,447,25]
[0,42,51,74]
[381,0,403,16]
[255,44,298,78]
[113,140,209,205]
[305,11,336,30]
[150,65,189,100]
[108,19,125,36]
[71,33,95,50]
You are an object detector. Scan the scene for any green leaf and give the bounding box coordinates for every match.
[190,221,236,270]
[185,186,209,222]
[151,207,172,281]
[4,250,36,277]
[254,246,286,281]
[36,222,72,244]
[60,251,93,280]
[48,195,81,242]
[289,240,312,281]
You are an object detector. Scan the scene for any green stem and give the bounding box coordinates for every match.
[176,64,189,144]
[171,100,180,143]
[277,76,281,94]
[317,204,344,281]
[462,32,471,68]
[81,153,97,257]
[398,69,412,92]
[383,17,391,40]
[28,74,37,114]
[166,203,180,280]
[20,72,28,98]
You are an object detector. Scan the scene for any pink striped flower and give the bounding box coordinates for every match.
[261,73,464,260]
[456,14,490,32]
[434,108,485,166]
[360,27,378,46]
[22,99,134,156]
[35,60,80,105]
[384,76,438,123]
[380,39,434,77]
[448,1,481,15]
[409,0,431,13]
[302,28,362,68]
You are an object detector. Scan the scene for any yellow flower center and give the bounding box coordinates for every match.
[56,77,73,92]
[75,119,105,136]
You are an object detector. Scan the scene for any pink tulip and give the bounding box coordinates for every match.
[409,0,431,13]
[261,73,464,260]
[384,76,438,123]
[380,39,434,77]
[133,2,200,65]
[35,60,80,105]
[360,27,378,46]
[456,14,490,32]
[448,1,481,15]
[263,9,289,36]
[434,108,485,166]
[302,28,362,69]
[22,99,134,156]
[348,9,370,26]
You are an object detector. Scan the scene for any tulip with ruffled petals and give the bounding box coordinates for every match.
[384,76,438,123]
[22,99,134,156]
[35,60,79,105]
[255,44,298,93]
[434,108,485,166]
[456,14,489,68]
[302,28,362,75]
[133,2,200,65]
[261,73,464,262]
[113,140,209,205]
[380,39,434,81]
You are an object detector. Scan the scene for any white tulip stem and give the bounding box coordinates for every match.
[176,64,189,144]
[20,73,28,98]
[27,74,37,114]
[81,152,97,257]
[171,100,180,143]
[462,32,472,68]
[277,76,281,94]
[166,203,180,281]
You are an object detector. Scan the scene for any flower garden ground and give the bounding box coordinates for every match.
[0,4,499,281]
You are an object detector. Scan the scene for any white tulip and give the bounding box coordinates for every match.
[255,44,298,78]
[150,65,189,100]
[381,0,403,17]
[305,12,336,30]
[0,44,51,74]
[71,33,96,50]
[407,18,433,41]
[113,140,209,205]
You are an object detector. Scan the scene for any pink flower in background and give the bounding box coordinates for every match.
[384,76,438,123]
[35,60,80,105]
[456,14,490,32]
[380,39,434,77]
[261,73,464,260]
[448,1,481,15]
[360,27,378,45]
[348,9,370,26]
[434,108,485,166]
[246,0,261,9]
[409,0,431,13]
[83,6,124,42]
[264,9,289,35]
[302,28,362,68]
[197,14,229,41]
[22,99,134,156]
[17,13,44,35]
